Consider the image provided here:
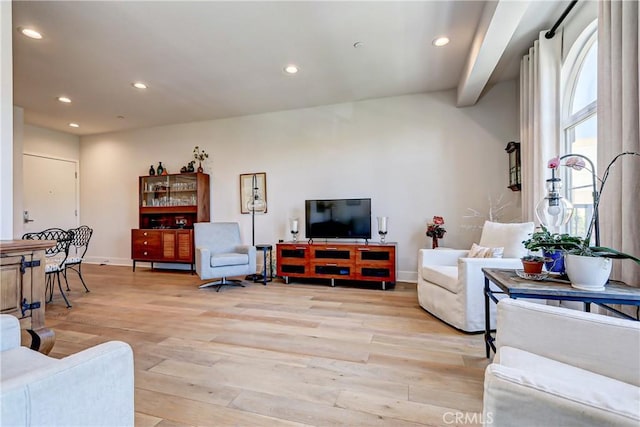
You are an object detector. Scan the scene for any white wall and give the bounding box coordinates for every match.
[81,81,520,280]
[13,107,23,238]
[23,124,80,160]
[1,0,13,239]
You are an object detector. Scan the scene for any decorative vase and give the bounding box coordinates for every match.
[157,162,164,175]
[149,165,155,176]
[565,254,612,291]
[197,162,203,173]
[522,260,544,274]
[187,162,195,173]
[431,236,438,249]
[543,250,565,274]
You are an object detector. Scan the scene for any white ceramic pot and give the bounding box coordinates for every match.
[565,254,612,291]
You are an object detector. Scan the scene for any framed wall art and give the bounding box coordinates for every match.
[240,172,267,214]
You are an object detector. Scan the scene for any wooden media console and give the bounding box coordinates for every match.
[276,242,396,290]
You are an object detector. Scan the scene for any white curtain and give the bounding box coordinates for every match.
[520,31,563,223]
[597,0,640,288]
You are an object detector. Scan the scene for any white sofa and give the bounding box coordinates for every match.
[417,221,534,332]
[0,315,135,426]
[484,298,640,427]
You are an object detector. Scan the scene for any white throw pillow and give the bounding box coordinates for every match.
[468,243,504,258]
[478,221,535,258]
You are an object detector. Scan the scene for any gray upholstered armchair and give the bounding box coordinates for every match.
[194,222,256,291]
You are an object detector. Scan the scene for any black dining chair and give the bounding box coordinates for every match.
[63,225,93,293]
[22,228,74,308]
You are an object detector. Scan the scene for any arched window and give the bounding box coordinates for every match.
[562,25,597,239]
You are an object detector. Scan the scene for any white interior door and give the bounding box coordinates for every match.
[23,154,78,232]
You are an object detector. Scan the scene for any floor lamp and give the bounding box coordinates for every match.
[246,173,266,280]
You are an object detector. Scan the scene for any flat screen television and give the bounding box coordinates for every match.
[305,198,371,239]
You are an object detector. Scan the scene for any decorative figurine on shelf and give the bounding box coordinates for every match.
[193,146,208,173]
[180,165,187,173]
[161,166,168,175]
[157,162,164,175]
[149,165,155,176]
[187,161,195,173]
[426,216,446,249]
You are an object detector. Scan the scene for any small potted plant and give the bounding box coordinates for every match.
[193,146,208,173]
[521,255,545,274]
[522,225,583,273]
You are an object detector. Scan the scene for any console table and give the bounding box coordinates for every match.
[276,242,396,290]
[482,268,640,358]
[0,240,56,354]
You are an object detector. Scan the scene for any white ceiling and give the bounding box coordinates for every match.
[12,0,570,136]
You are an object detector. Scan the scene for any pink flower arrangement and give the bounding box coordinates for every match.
[426,216,446,239]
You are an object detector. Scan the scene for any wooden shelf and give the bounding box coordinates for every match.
[132,172,209,272]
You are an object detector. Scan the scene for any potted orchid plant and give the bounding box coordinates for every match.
[544,152,640,289]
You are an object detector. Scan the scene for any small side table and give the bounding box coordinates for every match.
[482,268,640,358]
[255,244,273,285]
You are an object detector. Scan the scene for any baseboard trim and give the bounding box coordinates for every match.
[85,257,419,283]
[398,270,418,283]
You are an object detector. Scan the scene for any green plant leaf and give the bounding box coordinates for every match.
[587,246,640,263]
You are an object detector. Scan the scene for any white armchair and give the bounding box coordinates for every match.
[484,298,640,427]
[417,221,534,332]
[194,222,256,291]
[0,314,134,426]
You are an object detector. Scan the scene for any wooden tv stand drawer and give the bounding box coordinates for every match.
[276,244,310,278]
[277,242,396,290]
[355,245,396,283]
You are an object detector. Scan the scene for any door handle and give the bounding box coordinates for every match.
[23,211,34,223]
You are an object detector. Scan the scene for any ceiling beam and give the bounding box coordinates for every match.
[456,0,530,107]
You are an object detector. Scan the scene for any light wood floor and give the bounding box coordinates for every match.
[46,265,489,427]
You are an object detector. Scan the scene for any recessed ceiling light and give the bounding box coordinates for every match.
[18,27,43,40]
[432,36,450,47]
[353,42,364,48]
[132,82,148,89]
[57,96,72,103]
[68,123,80,128]
[284,65,299,75]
